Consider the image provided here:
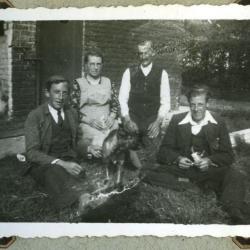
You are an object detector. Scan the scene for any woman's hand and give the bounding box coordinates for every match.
[104,115,115,129]
[88,119,105,130]
[88,145,102,158]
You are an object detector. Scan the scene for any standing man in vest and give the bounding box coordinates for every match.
[119,40,171,164]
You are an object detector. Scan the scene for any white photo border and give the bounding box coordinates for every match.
[0,5,250,237]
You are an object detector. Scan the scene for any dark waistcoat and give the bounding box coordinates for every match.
[128,64,163,130]
[49,114,73,158]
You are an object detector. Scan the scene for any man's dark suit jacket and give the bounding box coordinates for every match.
[157,111,234,168]
[24,102,78,166]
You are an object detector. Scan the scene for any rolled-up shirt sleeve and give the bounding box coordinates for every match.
[158,69,171,118]
[118,68,131,117]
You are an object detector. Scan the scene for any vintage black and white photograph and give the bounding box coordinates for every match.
[1,8,250,229]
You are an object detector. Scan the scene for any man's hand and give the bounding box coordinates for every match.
[178,156,193,170]
[57,160,84,176]
[161,115,171,136]
[195,157,211,172]
[147,118,162,138]
[88,119,105,130]
[88,145,102,158]
[123,116,139,134]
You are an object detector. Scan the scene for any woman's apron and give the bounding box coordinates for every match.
[76,76,118,153]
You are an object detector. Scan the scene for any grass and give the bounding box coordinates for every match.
[0,156,140,223]
[0,152,233,224]
[0,112,250,224]
[0,156,69,222]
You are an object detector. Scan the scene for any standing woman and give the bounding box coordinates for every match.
[71,50,119,158]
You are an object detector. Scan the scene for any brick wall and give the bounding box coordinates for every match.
[11,21,37,120]
[0,32,9,97]
[84,21,183,109]
[1,20,183,127]
[84,21,144,82]
[0,22,13,119]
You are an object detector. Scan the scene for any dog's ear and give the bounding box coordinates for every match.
[102,130,118,158]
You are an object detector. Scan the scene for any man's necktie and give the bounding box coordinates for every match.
[57,110,63,127]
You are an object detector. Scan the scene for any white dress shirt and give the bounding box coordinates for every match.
[118,62,171,119]
[48,104,65,123]
[178,110,218,135]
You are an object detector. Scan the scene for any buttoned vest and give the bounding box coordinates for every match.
[128,64,162,130]
[49,113,72,158]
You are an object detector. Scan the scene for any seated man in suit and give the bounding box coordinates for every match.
[145,85,246,224]
[25,75,90,212]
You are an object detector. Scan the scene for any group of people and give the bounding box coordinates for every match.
[24,40,246,223]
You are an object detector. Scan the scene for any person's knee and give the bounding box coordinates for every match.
[224,168,246,187]
[221,168,246,207]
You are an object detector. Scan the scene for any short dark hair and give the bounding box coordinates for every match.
[45,75,69,91]
[84,49,104,64]
[186,85,211,102]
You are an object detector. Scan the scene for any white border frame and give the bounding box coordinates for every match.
[0,5,250,237]
[0,4,250,21]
